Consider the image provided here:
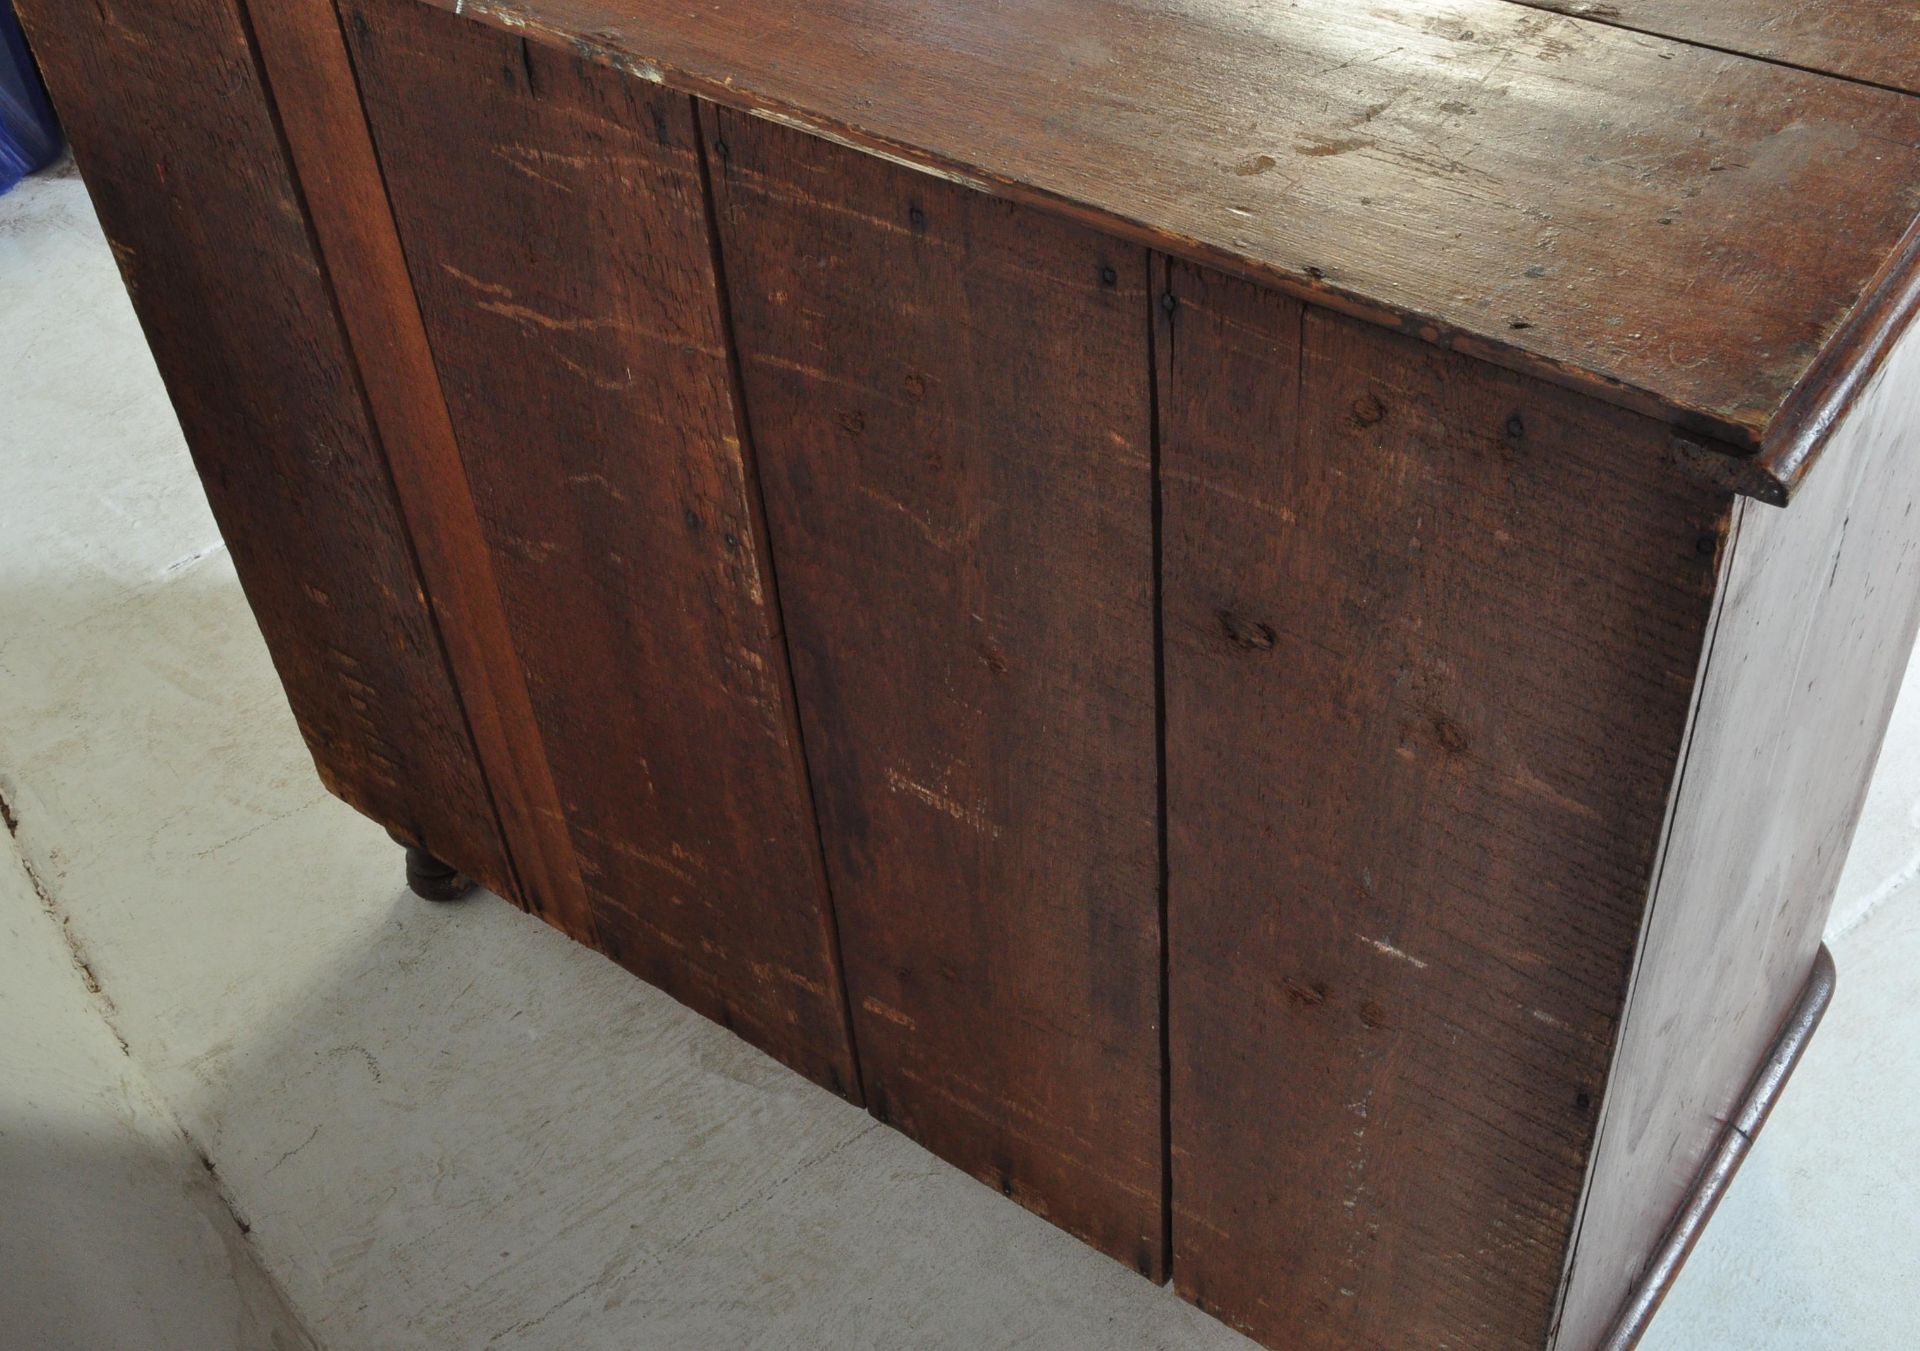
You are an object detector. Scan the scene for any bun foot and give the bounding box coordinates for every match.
[404,844,474,902]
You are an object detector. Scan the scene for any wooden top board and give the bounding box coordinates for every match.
[428,0,1920,502]
[1509,0,1920,98]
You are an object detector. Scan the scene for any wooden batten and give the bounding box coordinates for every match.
[14,0,518,897]
[240,0,595,934]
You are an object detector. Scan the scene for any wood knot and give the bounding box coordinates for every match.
[1358,1000,1388,1029]
[903,372,927,399]
[838,408,866,437]
[1219,610,1276,652]
[1284,978,1330,1009]
[1350,393,1387,428]
[1430,712,1470,754]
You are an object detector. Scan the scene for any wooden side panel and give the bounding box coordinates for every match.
[15,0,513,893]
[344,0,858,1094]
[706,108,1164,1274]
[1554,318,1920,1348]
[1160,261,1729,1349]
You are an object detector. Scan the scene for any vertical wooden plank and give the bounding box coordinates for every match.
[706,108,1164,1275]
[343,0,858,1095]
[1160,260,1730,1348]
[1554,318,1920,1349]
[15,0,513,895]
[237,0,597,940]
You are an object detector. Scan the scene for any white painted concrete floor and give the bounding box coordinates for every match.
[2,160,1915,1350]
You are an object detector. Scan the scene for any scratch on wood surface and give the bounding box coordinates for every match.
[753,961,831,997]
[853,482,981,552]
[579,829,698,884]
[1509,758,1603,821]
[743,107,994,194]
[749,351,923,408]
[1162,467,1299,525]
[862,995,917,1028]
[440,262,516,299]
[892,1065,1113,1170]
[496,142,619,169]
[476,297,627,333]
[719,166,965,244]
[1356,933,1430,969]
[501,532,563,563]
[1171,1204,1233,1242]
[563,471,628,501]
[884,766,1000,838]
[490,144,573,193]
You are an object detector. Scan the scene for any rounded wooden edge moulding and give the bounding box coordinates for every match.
[1596,945,1838,1351]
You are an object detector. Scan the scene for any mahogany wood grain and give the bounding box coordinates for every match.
[706,107,1165,1275]
[1159,259,1730,1348]
[1553,297,1920,1351]
[417,0,1920,491]
[14,0,514,896]
[1505,0,1920,98]
[240,0,597,937]
[345,0,858,1095]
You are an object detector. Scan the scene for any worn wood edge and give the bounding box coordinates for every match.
[1541,490,1746,1345]
[1587,944,1837,1351]
[415,0,1790,499]
[1755,217,1920,504]
[239,0,602,942]
[1147,248,1176,1283]
[1667,435,1788,508]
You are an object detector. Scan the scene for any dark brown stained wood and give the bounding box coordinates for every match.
[1504,0,1920,98]
[420,0,1920,493]
[1159,260,1731,1348]
[240,0,596,939]
[706,107,1164,1275]
[14,0,513,896]
[344,0,859,1095]
[1552,304,1920,1351]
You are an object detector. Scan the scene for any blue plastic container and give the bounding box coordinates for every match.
[1,1,61,194]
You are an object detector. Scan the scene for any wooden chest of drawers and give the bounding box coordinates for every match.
[21,0,1920,1344]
